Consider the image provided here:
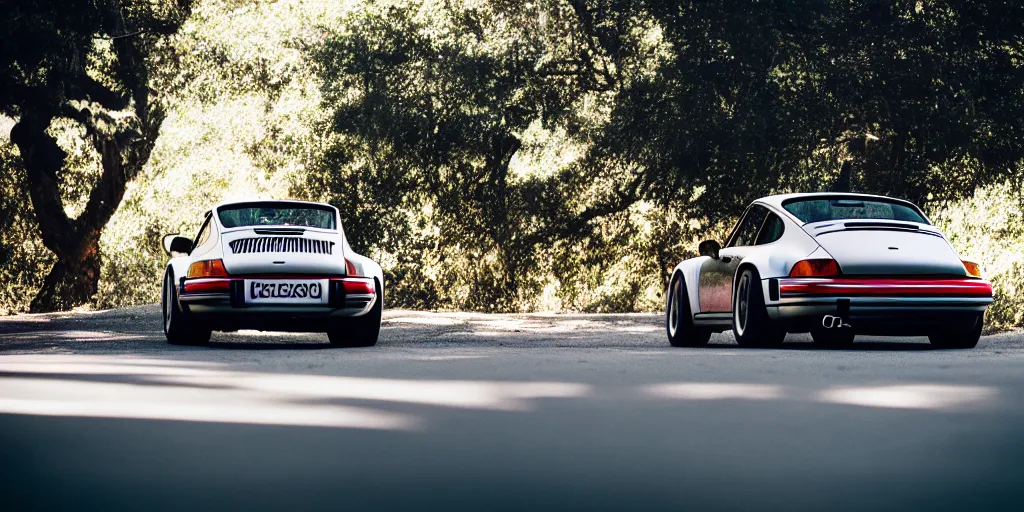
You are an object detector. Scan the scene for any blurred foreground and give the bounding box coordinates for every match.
[2,307,1024,510]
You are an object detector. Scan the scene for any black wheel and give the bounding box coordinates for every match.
[732,267,785,348]
[929,314,983,349]
[162,269,211,346]
[810,329,855,348]
[666,273,711,347]
[328,279,382,347]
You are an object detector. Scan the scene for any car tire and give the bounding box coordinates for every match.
[928,314,983,349]
[810,329,855,348]
[328,279,382,348]
[732,267,785,348]
[162,269,211,346]
[666,272,711,347]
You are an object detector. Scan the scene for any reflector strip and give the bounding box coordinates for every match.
[181,277,374,297]
[779,278,993,298]
[341,279,375,295]
[183,278,231,295]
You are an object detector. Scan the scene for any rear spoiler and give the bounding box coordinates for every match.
[810,221,941,238]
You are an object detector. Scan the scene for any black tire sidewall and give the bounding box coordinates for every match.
[328,278,382,347]
[929,313,983,349]
[732,267,783,347]
[163,268,210,345]
[666,273,710,347]
[666,273,682,345]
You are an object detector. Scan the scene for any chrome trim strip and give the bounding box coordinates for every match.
[775,296,993,306]
[179,293,230,302]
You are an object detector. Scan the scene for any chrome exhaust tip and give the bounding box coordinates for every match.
[822,315,850,329]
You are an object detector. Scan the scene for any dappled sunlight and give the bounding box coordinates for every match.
[232,330,318,338]
[816,385,999,411]
[0,355,218,368]
[0,315,51,324]
[173,374,591,412]
[0,355,225,376]
[456,330,508,337]
[0,330,148,343]
[411,355,489,361]
[0,387,417,431]
[645,383,785,400]
[387,316,465,326]
[382,312,662,342]
[645,381,1000,411]
[0,355,590,430]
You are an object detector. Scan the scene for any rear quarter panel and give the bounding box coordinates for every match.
[672,257,707,316]
[343,241,385,295]
[737,205,822,305]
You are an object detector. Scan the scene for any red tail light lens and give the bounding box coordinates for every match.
[343,279,375,295]
[187,259,228,278]
[789,259,841,277]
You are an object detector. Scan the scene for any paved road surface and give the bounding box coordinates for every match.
[2,306,1023,511]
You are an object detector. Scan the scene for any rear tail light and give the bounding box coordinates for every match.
[187,259,228,278]
[962,260,983,278]
[343,279,375,295]
[346,259,361,277]
[788,259,841,277]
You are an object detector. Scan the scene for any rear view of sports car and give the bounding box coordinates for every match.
[665,193,993,349]
[161,200,384,347]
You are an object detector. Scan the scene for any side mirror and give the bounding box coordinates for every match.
[163,235,193,256]
[698,240,721,259]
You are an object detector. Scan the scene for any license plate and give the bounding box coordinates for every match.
[244,279,329,305]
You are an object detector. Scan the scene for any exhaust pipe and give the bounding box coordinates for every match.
[822,315,851,329]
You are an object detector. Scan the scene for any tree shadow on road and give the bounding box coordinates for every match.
[699,336,938,352]
[203,341,337,350]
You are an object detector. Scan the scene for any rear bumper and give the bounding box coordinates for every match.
[767,277,992,335]
[178,275,378,330]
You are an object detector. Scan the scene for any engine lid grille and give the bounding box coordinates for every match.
[229,237,335,255]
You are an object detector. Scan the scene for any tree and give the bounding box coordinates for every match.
[596,0,1024,218]
[1,0,193,311]
[311,1,641,310]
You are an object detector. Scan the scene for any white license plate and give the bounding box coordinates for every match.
[244,279,329,305]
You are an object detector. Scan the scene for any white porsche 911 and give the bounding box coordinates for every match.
[666,193,993,349]
[160,200,384,347]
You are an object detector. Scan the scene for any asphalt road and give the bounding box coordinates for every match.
[2,306,1024,511]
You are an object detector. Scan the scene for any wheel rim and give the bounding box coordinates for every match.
[668,278,681,337]
[735,274,749,336]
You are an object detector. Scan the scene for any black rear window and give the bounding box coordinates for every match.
[218,203,336,229]
[783,197,928,225]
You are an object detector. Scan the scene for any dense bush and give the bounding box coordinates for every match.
[932,180,1024,332]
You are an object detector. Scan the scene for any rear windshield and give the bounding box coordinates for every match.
[218,203,336,229]
[782,197,928,225]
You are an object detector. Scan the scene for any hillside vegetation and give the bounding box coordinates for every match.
[1,0,1022,331]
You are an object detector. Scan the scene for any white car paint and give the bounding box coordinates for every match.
[162,200,384,344]
[666,192,993,344]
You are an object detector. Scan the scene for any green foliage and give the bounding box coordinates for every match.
[0,132,52,314]
[1,0,1022,331]
[932,179,1024,332]
[95,0,337,309]
[1,0,193,311]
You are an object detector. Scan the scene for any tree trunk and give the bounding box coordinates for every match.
[10,99,164,312]
[30,232,102,312]
[11,112,103,312]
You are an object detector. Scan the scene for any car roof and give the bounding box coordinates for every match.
[754,192,920,210]
[213,199,337,211]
